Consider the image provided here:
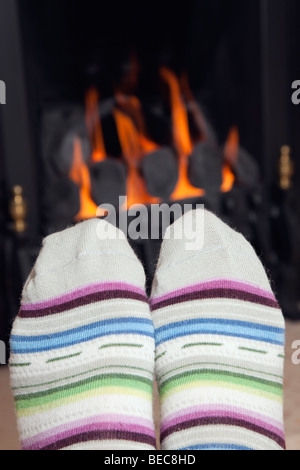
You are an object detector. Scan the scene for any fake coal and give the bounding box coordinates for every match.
[188,141,223,190]
[141,147,178,199]
[90,159,127,207]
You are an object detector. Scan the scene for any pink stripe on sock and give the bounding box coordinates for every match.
[22,415,155,450]
[161,405,284,439]
[21,282,146,311]
[151,279,275,305]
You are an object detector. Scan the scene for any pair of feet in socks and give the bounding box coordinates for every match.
[9,209,286,450]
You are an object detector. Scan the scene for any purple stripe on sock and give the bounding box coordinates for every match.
[22,282,146,311]
[38,430,156,450]
[161,407,285,440]
[151,288,279,311]
[22,415,155,450]
[151,279,276,306]
[162,405,284,435]
[19,289,148,318]
[23,419,156,450]
[160,416,285,449]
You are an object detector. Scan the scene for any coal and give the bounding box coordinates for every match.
[188,142,223,190]
[44,178,80,222]
[234,148,260,187]
[42,107,91,177]
[141,147,178,199]
[90,159,127,207]
[54,128,91,177]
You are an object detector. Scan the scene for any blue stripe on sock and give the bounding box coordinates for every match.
[180,444,253,450]
[11,318,154,353]
[155,318,284,347]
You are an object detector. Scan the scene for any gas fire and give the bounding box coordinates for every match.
[69,137,98,220]
[69,69,236,220]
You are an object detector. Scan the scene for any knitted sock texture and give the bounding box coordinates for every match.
[10,219,156,450]
[151,209,286,451]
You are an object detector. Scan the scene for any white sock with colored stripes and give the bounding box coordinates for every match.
[151,209,286,451]
[9,219,156,450]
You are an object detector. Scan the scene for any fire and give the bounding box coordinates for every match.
[113,108,159,208]
[69,77,237,222]
[221,126,238,192]
[160,67,205,200]
[224,125,239,166]
[85,88,107,163]
[69,137,99,220]
[221,165,235,193]
[180,72,209,142]
[115,93,158,153]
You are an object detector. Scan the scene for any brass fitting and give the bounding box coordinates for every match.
[9,185,28,233]
[279,146,294,190]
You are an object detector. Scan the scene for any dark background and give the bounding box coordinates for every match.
[19,0,263,159]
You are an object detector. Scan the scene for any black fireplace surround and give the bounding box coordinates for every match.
[1,0,300,357]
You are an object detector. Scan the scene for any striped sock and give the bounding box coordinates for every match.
[151,209,286,451]
[9,219,156,450]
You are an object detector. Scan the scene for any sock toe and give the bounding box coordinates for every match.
[23,218,145,305]
[152,208,276,302]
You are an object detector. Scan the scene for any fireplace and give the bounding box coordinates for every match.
[1,0,300,354]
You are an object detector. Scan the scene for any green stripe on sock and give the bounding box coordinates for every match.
[99,343,143,350]
[12,364,152,391]
[160,369,283,398]
[156,352,166,361]
[10,363,31,368]
[15,373,153,410]
[182,343,223,349]
[159,361,282,381]
[239,347,268,355]
[46,352,82,363]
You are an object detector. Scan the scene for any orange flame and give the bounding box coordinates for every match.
[69,137,100,220]
[113,109,159,207]
[160,67,205,200]
[180,72,209,142]
[221,165,235,193]
[70,78,236,222]
[224,125,239,166]
[85,88,107,163]
[115,93,158,153]
[221,126,238,192]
